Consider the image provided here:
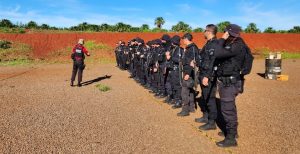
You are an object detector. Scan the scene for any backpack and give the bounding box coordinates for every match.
[240,44,254,75]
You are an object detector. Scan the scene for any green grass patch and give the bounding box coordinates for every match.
[85,40,112,50]
[95,84,111,92]
[0,27,26,33]
[0,41,34,66]
[254,47,300,59]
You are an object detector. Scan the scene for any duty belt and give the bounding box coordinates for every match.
[218,76,240,86]
[173,65,179,71]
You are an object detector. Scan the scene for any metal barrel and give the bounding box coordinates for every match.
[265,58,282,80]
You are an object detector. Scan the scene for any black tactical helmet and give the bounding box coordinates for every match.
[171,35,181,45]
[161,34,171,41]
[181,33,193,41]
[225,24,241,37]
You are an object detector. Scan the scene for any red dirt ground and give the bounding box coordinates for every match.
[0,33,300,58]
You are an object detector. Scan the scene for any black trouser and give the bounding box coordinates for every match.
[171,69,181,101]
[181,79,195,112]
[71,60,85,83]
[158,64,166,93]
[122,55,127,69]
[199,78,217,121]
[145,67,151,86]
[165,69,172,96]
[130,59,136,76]
[153,71,160,92]
[218,80,241,136]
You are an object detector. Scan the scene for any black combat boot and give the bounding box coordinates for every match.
[163,95,172,103]
[159,92,167,98]
[172,100,182,109]
[168,99,176,105]
[199,120,217,130]
[78,82,82,87]
[218,132,239,138]
[177,107,190,117]
[154,91,161,97]
[216,134,237,147]
[70,81,74,87]
[195,112,208,123]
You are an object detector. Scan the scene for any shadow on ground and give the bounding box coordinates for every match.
[81,75,112,86]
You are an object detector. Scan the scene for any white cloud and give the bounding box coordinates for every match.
[230,1,300,30]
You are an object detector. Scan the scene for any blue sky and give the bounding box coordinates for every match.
[0,0,299,30]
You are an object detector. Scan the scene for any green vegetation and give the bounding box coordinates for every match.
[171,21,192,32]
[0,41,33,66]
[2,18,299,33]
[85,40,112,50]
[95,84,111,92]
[257,48,300,59]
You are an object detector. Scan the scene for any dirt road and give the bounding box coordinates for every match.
[0,59,299,153]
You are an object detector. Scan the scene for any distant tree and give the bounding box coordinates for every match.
[288,26,300,33]
[171,21,192,32]
[140,24,150,31]
[193,27,204,32]
[26,21,38,29]
[114,22,131,32]
[264,27,276,33]
[130,27,141,32]
[0,19,14,28]
[154,17,165,29]
[217,21,231,32]
[100,23,113,31]
[40,24,50,30]
[78,22,88,31]
[244,23,260,33]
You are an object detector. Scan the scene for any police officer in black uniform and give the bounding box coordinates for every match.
[128,39,137,78]
[165,35,183,105]
[195,24,219,131]
[161,34,172,98]
[115,40,122,68]
[144,41,154,89]
[213,24,245,147]
[177,33,198,116]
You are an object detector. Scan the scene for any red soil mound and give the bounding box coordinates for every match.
[0,32,300,58]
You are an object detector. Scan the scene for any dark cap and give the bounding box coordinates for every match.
[161,34,171,41]
[181,33,193,41]
[153,39,162,45]
[171,35,181,45]
[225,24,241,37]
[136,38,144,44]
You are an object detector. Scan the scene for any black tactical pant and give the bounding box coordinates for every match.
[218,80,242,136]
[71,60,85,83]
[199,79,217,121]
[181,79,195,112]
[165,69,172,96]
[171,69,181,101]
[145,68,151,86]
[130,59,136,77]
[152,71,160,92]
[158,64,166,94]
[121,55,127,69]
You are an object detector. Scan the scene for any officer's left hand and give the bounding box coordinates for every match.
[202,77,209,86]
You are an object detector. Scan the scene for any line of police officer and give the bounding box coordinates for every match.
[115,24,248,148]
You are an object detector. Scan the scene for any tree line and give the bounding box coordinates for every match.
[0,17,299,33]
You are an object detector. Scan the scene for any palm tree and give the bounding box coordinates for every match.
[155,17,165,29]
